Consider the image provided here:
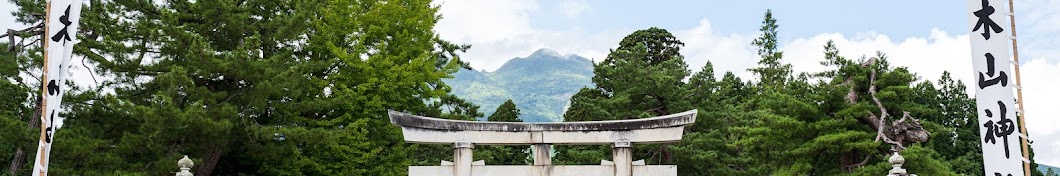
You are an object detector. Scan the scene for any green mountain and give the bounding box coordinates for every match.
[447,48,594,122]
[1041,164,1060,175]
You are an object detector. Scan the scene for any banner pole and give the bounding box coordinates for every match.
[1005,0,1031,175]
[35,0,52,174]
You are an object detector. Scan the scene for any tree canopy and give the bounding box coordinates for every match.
[3,0,479,175]
[488,99,521,122]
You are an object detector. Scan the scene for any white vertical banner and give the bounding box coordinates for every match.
[32,0,83,175]
[967,0,1024,175]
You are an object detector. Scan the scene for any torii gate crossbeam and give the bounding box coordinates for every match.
[388,109,697,176]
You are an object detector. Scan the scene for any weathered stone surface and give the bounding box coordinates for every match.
[612,144,632,176]
[397,126,686,145]
[389,110,696,145]
[533,144,552,165]
[454,141,474,176]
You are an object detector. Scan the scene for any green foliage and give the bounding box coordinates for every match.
[566,28,692,121]
[749,9,793,89]
[559,27,693,166]
[615,27,684,65]
[476,99,530,165]
[489,99,521,122]
[0,42,37,176]
[1042,164,1060,176]
[3,0,478,175]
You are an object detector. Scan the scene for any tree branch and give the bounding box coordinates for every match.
[4,22,44,52]
[865,58,891,143]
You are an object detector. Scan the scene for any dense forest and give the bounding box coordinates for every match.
[554,11,1049,175]
[0,0,1047,175]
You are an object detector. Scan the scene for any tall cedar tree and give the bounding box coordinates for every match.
[748,9,793,90]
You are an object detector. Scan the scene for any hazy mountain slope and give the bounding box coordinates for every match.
[1040,164,1060,175]
[446,48,594,122]
[448,68,510,116]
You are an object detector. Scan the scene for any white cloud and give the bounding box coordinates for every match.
[434,0,538,43]
[433,0,539,71]
[675,18,758,78]
[559,0,589,19]
[1019,58,1060,166]
[0,0,27,31]
[434,0,624,71]
[675,19,975,87]
[1047,139,1060,167]
[1022,59,1060,136]
[782,29,973,88]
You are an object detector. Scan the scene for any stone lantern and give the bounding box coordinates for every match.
[176,155,194,176]
[887,152,917,176]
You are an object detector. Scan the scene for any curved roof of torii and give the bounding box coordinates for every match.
[388,110,697,132]
[387,109,697,145]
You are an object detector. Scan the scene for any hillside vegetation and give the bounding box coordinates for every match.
[446,49,593,122]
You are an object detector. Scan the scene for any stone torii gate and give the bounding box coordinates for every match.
[388,109,696,176]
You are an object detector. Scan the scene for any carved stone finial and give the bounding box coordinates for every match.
[178,155,194,168]
[176,155,194,176]
[888,152,904,166]
[888,152,907,176]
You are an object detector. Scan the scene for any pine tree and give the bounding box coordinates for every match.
[671,62,752,175]
[0,42,39,176]
[749,9,793,89]
[615,27,684,65]
[687,62,717,109]
[477,99,528,165]
[566,27,692,121]
[928,71,985,175]
[558,27,692,165]
[489,99,521,122]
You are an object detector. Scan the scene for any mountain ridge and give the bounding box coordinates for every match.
[446,48,594,122]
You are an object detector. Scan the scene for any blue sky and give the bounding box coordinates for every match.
[528,0,968,40]
[2,0,1058,167]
